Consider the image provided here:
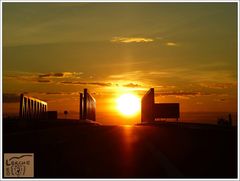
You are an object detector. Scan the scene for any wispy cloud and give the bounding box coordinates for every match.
[108,71,143,79]
[4,71,83,84]
[61,81,112,87]
[199,82,236,89]
[166,42,177,46]
[156,91,200,96]
[148,71,169,76]
[37,79,51,83]
[39,72,64,78]
[60,80,144,89]
[123,83,142,88]
[111,37,154,43]
[38,72,83,78]
[155,91,214,97]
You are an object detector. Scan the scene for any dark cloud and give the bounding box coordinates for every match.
[61,81,86,85]
[45,92,63,95]
[155,91,213,97]
[61,81,112,87]
[158,92,200,96]
[39,72,64,78]
[44,92,77,95]
[89,82,112,86]
[54,73,64,77]
[3,93,20,103]
[37,79,51,83]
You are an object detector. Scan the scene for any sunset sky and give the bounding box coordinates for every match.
[2,3,237,125]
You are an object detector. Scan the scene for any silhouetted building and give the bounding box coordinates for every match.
[141,88,180,123]
[79,89,96,121]
[154,103,179,120]
[19,94,47,120]
[141,88,155,122]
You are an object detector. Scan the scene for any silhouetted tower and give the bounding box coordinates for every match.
[83,88,88,120]
[79,88,96,121]
[141,88,155,122]
[79,93,83,120]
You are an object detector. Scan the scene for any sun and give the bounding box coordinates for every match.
[116,93,140,116]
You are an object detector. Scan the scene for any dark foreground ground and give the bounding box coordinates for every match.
[3,119,238,178]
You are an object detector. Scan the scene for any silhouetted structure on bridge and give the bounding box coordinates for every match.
[79,89,96,121]
[141,88,180,123]
[19,94,47,120]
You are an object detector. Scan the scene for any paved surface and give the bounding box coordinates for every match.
[3,121,237,178]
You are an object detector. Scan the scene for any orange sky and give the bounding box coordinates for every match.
[2,3,238,125]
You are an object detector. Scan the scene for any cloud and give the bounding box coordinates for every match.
[108,71,142,79]
[123,83,142,88]
[61,81,112,87]
[4,71,84,84]
[199,82,236,89]
[175,96,190,100]
[45,92,63,95]
[166,42,177,46]
[44,92,79,95]
[4,71,37,81]
[39,73,64,78]
[89,82,112,86]
[158,85,176,89]
[108,70,179,81]
[61,81,79,84]
[3,93,20,103]
[38,72,82,78]
[37,79,51,83]
[157,91,200,96]
[155,91,213,97]
[148,71,169,75]
[111,37,154,43]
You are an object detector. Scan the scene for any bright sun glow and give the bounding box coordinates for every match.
[116,93,140,116]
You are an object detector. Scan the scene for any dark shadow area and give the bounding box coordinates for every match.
[3,118,237,178]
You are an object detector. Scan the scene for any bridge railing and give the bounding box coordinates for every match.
[19,94,47,120]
